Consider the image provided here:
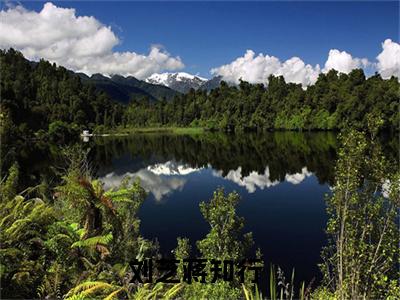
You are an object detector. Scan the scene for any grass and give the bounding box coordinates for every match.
[242,265,310,300]
[102,126,205,135]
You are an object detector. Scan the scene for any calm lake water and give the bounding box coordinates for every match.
[93,132,338,285]
[17,131,398,286]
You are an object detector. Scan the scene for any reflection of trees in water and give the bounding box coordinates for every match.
[92,132,340,185]
[10,132,399,192]
[4,141,70,190]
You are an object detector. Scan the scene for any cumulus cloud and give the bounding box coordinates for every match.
[323,49,369,74]
[147,161,203,176]
[211,50,320,87]
[213,166,280,193]
[100,169,187,202]
[211,43,400,87]
[0,2,184,78]
[284,167,312,185]
[376,39,400,79]
[213,166,314,192]
[99,161,204,201]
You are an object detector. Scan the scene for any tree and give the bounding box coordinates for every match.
[317,127,399,299]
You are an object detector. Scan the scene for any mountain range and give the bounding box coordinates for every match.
[145,72,207,93]
[77,73,179,103]
[76,71,223,104]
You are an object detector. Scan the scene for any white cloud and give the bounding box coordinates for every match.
[0,2,184,79]
[323,49,369,74]
[211,50,320,87]
[212,166,280,193]
[211,46,390,87]
[100,169,187,202]
[284,167,312,185]
[147,161,203,176]
[376,39,400,79]
[276,57,321,87]
[99,161,204,201]
[213,166,314,192]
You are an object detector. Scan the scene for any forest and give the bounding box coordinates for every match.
[1,48,399,148]
[124,72,399,132]
[1,125,399,299]
[1,49,399,299]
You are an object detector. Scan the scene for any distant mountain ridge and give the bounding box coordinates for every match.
[68,70,224,104]
[146,72,208,93]
[199,75,223,91]
[78,73,180,104]
[145,72,225,93]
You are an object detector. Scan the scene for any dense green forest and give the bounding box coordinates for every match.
[1,127,398,299]
[0,49,124,144]
[1,49,399,148]
[1,49,399,299]
[124,73,399,131]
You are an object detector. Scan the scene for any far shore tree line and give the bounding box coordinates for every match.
[0,49,399,299]
[1,48,399,147]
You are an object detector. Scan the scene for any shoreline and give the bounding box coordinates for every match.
[90,127,206,136]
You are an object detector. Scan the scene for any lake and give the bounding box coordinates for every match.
[91,131,338,285]
[15,131,397,286]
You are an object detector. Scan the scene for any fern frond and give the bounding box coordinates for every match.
[146,282,164,299]
[80,283,113,297]
[103,287,126,300]
[104,189,134,203]
[164,283,184,299]
[64,294,86,300]
[47,233,74,244]
[65,281,114,298]
[71,233,113,249]
[5,218,32,235]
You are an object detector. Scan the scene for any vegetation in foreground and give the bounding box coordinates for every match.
[1,123,399,299]
[0,47,398,299]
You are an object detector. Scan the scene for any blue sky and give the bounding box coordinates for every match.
[20,1,399,77]
[1,0,398,84]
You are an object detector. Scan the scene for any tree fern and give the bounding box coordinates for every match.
[71,232,113,249]
[65,281,123,300]
[103,287,126,300]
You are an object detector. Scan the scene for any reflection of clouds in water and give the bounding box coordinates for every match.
[213,166,313,193]
[381,179,398,199]
[147,161,203,175]
[101,170,186,201]
[213,167,279,193]
[285,167,312,185]
[101,160,316,198]
[382,179,390,198]
[100,161,203,201]
[329,179,395,199]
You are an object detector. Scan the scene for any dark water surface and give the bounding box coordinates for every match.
[93,132,339,285]
[15,131,398,286]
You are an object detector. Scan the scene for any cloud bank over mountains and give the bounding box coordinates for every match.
[211,51,321,87]
[211,41,399,87]
[0,2,399,85]
[0,2,184,79]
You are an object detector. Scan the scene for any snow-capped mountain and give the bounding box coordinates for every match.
[146,72,208,93]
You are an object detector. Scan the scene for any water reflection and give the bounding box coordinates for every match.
[100,169,187,202]
[100,161,206,201]
[7,132,398,287]
[93,131,341,187]
[285,167,312,184]
[147,161,204,176]
[213,167,279,193]
[213,166,312,193]
[100,158,316,199]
